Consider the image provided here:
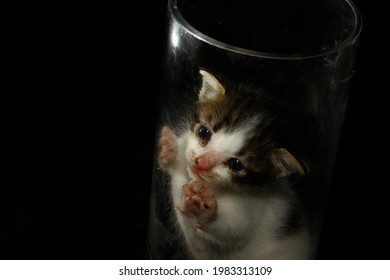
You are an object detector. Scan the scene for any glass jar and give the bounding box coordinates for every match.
[147,0,362,259]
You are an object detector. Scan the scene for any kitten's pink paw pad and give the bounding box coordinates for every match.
[157,126,177,169]
[177,181,217,226]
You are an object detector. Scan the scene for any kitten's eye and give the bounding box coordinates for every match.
[197,125,212,142]
[227,158,245,172]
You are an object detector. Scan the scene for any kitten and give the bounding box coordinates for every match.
[157,70,314,259]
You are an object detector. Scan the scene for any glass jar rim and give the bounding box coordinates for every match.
[169,0,362,60]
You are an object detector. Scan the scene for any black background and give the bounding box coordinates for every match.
[2,0,389,260]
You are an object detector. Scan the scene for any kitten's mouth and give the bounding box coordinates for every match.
[188,166,201,179]
[188,166,214,182]
[188,167,206,180]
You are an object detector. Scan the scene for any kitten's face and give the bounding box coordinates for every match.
[185,70,304,189]
[186,119,267,185]
[185,98,273,187]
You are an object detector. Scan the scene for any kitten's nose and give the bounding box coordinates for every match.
[195,154,215,171]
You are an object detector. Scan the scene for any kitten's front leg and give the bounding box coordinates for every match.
[157,126,178,170]
[177,181,217,230]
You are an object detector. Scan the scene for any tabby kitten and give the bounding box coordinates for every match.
[157,70,313,259]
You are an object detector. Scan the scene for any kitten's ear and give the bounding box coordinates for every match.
[271,148,305,179]
[199,70,225,102]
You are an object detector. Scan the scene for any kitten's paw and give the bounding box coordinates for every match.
[157,126,177,169]
[177,181,217,230]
